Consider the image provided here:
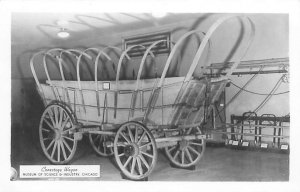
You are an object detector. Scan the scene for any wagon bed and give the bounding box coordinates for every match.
[41,77,227,127]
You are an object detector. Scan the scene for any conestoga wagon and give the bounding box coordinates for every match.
[30,16,255,180]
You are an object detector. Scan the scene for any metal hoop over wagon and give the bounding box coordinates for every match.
[30,16,255,180]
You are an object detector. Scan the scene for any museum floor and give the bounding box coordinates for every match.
[12,137,289,181]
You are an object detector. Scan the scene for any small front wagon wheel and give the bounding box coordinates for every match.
[39,104,77,164]
[89,133,114,157]
[165,127,206,168]
[114,122,157,180]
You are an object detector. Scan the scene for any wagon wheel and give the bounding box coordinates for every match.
[165,126,206,168]
[114,121,157,180]
[39,104,77,164]
[89,133,114,156]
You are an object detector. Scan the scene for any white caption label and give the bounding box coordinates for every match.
[281,145,289,150]
[232,141,239,146]
[20,165,100,178]
[228,140,233,145]
[261,143,268,148]
[103,82,110,90]
[242,142,249,147]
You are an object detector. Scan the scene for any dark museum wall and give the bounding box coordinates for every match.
[11,13,289,166]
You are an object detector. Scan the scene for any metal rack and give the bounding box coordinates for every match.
[218,113,290,151]
[205,57,289,76]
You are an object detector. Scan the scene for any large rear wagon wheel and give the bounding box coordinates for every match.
[89,133,114,157]
[114,122,157,180]
[165,127,206,168]
[39,104,77,164]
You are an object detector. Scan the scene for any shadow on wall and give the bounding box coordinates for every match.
[170,15,247,78]
[218,17,246,74]
[23,13,249,82]
[169,13,212,77]
[11,78,45,167]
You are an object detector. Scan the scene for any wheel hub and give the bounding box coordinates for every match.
[124,143,139,157]
[179,140,188,150]
[54,128,62,140]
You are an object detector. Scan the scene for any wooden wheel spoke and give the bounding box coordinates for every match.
[131,157,136,174]
[137,131,146,145]
[43,119,55,130]
[185,148,193,163]
[57,108,63,128]
[127,126,134,142]
[186,127,193,135]
[51,141,57,159]
[118,153,125,157]
[173,150,180,160]
[116,142,126,147]
[181,150,185,164]
[103,136,107,154]
[139,142,152,149]
[99,135,103,142]
[63,135,74,142]
[167,146,176,153]
[139,154,149,169]
[93,135,101,143]
[61,116,70,130]
[41,127,50,132]
[62,129,71,134]
[62,138,72,152]
[187,146,200,156]
[140,151,153,159]
[57,140,61,162]
[196,127,202,134]
[136,157,143,175]
[47,111,56,128]
[46,139,55,151]
[123,156,133,168]
[97,141,101,151]
[120,132,131,143]
[189,142,203,146]
[60,140,67,160]
[43,137,51,141]
[134,126,138,142]
[53,107,59,126]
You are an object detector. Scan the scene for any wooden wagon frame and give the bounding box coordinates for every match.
[30,16,255,180]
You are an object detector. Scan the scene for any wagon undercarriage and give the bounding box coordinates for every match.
[31,15,255,180]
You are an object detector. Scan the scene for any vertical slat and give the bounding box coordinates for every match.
[103,93,108,123]
[140,91,143,112]
[115,44,148,119]
[166,81,188,125]
[96,90,101,117]
[129,91,138,119]
[183,83,207,125]
[114,91,118,118]
[142,78,159,124]
[170,82,197,126]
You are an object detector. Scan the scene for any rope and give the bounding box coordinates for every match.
[226,66,264,107]
[212,66,263,117]
[253,75,284,113]
[230,82,289,96]
[213,74,287,125]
